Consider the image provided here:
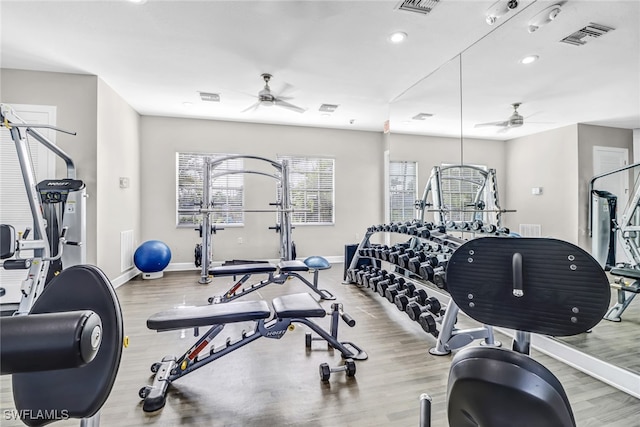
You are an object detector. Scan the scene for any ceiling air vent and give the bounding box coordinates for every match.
[560,23,614,46]
[412,113,434,120]
[199,92,220,102]
[396,0,440,15]
[319,104,339,112]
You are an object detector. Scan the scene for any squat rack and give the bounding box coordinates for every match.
[179,155,294,284]
[415,165,513,228]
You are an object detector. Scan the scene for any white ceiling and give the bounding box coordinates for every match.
[1,0,638,141]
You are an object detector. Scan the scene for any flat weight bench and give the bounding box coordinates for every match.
[207,259,335,303]
[604,267,640,322]
[139,292,366,413]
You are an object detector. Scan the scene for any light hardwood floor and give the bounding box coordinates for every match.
[1,265,639,426]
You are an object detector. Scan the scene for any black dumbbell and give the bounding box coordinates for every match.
[355,266,375,285]
[408,253,428,274]
[367,270,389,290]
[419,264,445,283]
[416,227,431,239]
[471,220,483,232]
[498,227,510,235]
[406,296,442,321]
[377,276,405,297]
[385,282,416,303]
[433,270,447,290]
[373,273,398,294]
[388,248,407,265]
[397,250,417,269]
[418,313,439,337]
[319,359,356,381]
[394,288,429,311]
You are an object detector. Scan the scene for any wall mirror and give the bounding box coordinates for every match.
[388,0,639,396]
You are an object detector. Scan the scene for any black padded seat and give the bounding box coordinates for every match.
[447,346,575,427]
[278,260,309,272]
[147,300,271,331]
[272,293,326,318]
[209,263,276,276]
[610,267,640,280]
[12,265,123,427]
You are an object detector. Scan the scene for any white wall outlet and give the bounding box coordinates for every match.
[119,177,130,189]
[237,237,243,244]
[531,187,543,195]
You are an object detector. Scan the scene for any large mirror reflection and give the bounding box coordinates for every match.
[389,0,640,388]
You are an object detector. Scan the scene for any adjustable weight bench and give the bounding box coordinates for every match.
[207,259,335,303]
[139,292,366,413]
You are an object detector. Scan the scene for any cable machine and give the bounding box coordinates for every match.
[0,103,86,315]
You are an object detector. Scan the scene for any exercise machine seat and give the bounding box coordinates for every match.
[272,293,326,318]
[278,260,309,272]
[12,265,123,427]
[447,346,575,427]
[209,263,276,276]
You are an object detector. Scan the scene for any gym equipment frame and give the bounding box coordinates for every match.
[139,292,366,413]
[1,103,86,316]
[178,155,295,284]
[589,163,640,321]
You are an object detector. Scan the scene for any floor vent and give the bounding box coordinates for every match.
[519,224,542,237]
[560,23,614,46]
[121,230,135,272]
[396,0,441,15]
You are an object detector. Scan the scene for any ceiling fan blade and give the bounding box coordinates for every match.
[276,82,296,98]
[274,99,305,113]
[474,121,509,128]
[241,101,261,113]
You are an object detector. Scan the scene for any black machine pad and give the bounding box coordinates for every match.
[12,265,123,427]
[446,237,610,337]
[209,263,276,276]
[278,260,309,272]
[147,300,271,331]
[272,293,326,318]
[610,266,640,280]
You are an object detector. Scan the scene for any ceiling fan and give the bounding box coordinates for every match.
[242,73,305,113]
[475,102,525,130]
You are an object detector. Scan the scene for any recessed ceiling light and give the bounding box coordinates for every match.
[128,0,147,4]
[182,102,193,108]
[520,55,539,64]
[389,32,408,44]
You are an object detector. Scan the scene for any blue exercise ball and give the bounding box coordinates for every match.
[134,240,172,273]
[303,256,331,270]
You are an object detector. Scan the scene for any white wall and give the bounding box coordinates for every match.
[140,116,384,263]
[504,125,580,243]
[0,69,99,264]
[96,79,141,279]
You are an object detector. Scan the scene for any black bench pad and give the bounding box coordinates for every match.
[272,293,326,318]
[209,263,276,276]
[278,260,309,272]
[610,267,640,280]
[148,300,271,331]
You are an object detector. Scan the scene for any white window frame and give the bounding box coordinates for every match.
[389,160,418,222]
[440,164,488,222]
[176,152,244,227]
[277,155,335,225]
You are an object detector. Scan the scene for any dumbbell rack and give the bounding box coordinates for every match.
[346,220,508,355]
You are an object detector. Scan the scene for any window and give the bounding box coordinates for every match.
[389,161,417,222]
[176,153,244,226]
[277,156,335,225]
[440,164,487,222]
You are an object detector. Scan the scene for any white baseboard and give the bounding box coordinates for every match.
[111,268,140,289]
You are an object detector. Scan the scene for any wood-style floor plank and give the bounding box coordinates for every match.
[1,265,639,426]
